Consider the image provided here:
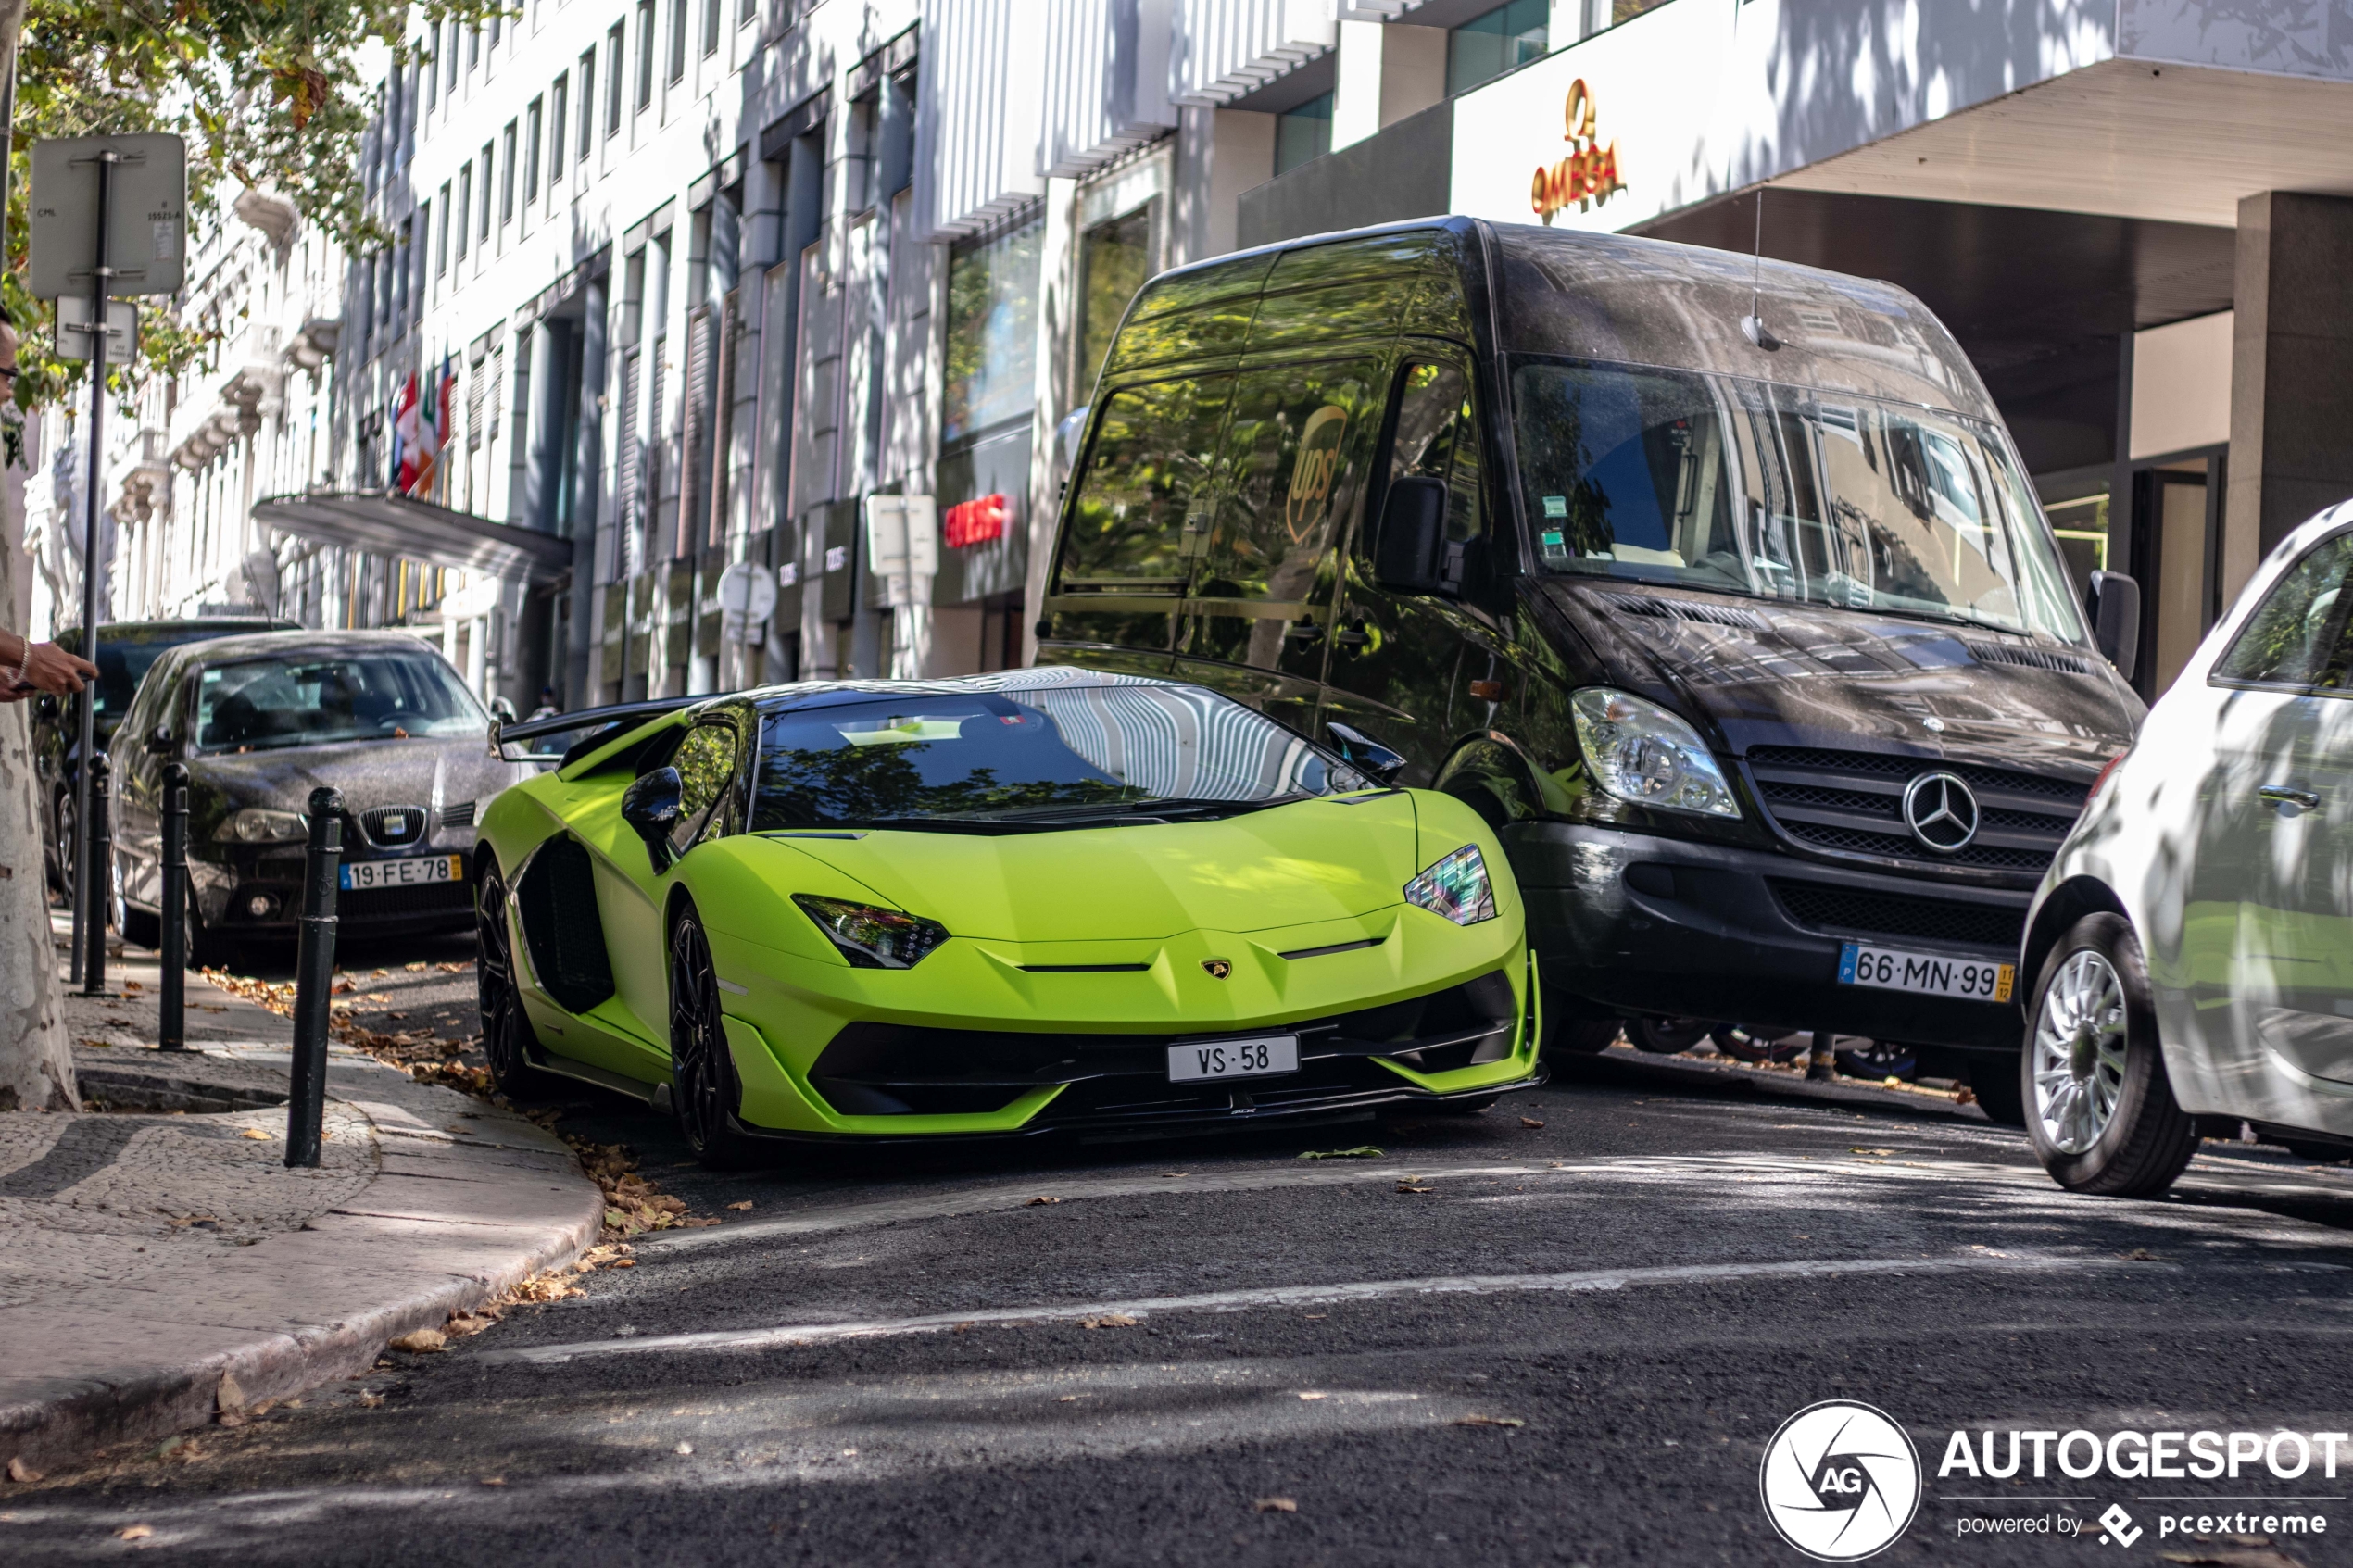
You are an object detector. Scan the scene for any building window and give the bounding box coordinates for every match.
[478,144,494,242]
[549,76,568,178]
[436,182,452,273]
[579,50,598,157]
[667,0,687,84]
[523,99,543,207]
[604,28,623,134]
[942,218,1043,446]
[635,1,655,110]
[701,0,720,56]
[488,10,500,48]
[1275,93,1332,175]
[447,21,459,93]
[1449,0,1548,96]
[499,121,518,226]
[457,164,472,258]
[424,41,437,108]
[1078,204,1152,397]
[468,23,479,69]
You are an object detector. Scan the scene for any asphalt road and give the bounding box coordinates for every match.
[15,934,2353,1566]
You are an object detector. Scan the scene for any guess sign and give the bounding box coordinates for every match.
[943,493,1008,548]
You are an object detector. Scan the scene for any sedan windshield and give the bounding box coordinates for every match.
[1511,360,2087,642]
[194,652,485,753]
[749,683,1363,831]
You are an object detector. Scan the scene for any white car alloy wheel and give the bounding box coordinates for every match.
[2031,948,2127,1155]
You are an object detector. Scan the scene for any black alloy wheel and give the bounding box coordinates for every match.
[476,862,551,1098]
[668,906,762,1169]
[1631,1016,1714,1054]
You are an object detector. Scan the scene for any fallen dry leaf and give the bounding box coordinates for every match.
[237,1128,271,1141]
[1079,1312,1139,1329]
[479,1476,506,1486]
[436,961,467,972]
[388,1328,447,1354]
[1026,1195,1061,1206]
[1253,1497,1298,1513]
[118,1524,154,1540]
[673,1442,694,1456]
[1297,1146,1384,1160]
[6,1456,40,1483]
[1396,1183,1435,1195]
[1296,1391,1328,1401]
[357,1391,384,1409]
[1453,1414,1526,1428]
[724,1200,752,1211]
[1519,1116,1544,1129]
[2122,1248,2158,1261]
[405,962,429,972]
[1850,1148,1894,1156]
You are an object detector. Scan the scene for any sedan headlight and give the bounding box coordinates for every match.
[216,808,307,844]
[1569,688,1740,819]
[792,895,950,969]
[1403,844,1497,926]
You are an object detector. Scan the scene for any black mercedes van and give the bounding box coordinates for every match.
[1036,217,2143,1119]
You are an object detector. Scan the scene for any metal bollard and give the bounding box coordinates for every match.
[284,786,343,1170]
[82,755,110,997]
[158,762,188,1051]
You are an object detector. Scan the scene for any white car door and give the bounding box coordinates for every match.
[2171,527,2353,1119]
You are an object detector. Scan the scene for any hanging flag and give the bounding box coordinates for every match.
[393,370,422,493]
[414,356,454,499]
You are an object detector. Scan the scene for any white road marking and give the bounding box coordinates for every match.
[483,1248,2132,1367]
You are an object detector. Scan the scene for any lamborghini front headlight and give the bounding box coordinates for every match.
[792,895,950,969]
[1403,845,1496,926]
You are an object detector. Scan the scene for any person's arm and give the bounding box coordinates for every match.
[0,628,98,696]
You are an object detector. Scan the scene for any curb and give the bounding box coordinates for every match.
[0,1053,602,1475]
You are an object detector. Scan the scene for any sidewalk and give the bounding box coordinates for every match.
[0,931,602,1475]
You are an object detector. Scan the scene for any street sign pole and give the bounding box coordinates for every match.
[66,148,113,991]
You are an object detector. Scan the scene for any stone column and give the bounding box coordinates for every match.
[2227,191,2353,599]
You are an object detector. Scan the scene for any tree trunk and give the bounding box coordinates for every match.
[0,0,78,1113]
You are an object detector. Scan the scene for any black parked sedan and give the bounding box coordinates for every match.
[106,630,525,960]
[37,618,294,890]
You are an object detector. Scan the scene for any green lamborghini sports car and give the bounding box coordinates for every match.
[474,667,1539,1163]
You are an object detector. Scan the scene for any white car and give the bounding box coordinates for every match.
[2021,499,2353,1195]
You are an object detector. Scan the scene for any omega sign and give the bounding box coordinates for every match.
[1530,79,1625,223]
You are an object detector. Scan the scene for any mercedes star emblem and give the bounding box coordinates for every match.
[1901,771,1980,853]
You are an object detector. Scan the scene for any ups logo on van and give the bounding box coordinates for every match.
[1286,406,1349,542]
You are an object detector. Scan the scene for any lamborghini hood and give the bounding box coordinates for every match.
[752,792,1423,943]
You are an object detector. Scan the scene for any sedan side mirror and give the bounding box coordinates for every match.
[1374,477,1449,596]
[621,766,684,873]
[490,696,519,724]
[2088,570,2141,683]
[145,724,177,758]
[1326,721,1407,784]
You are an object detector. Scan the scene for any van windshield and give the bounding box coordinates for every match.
[1510,360,2087,643]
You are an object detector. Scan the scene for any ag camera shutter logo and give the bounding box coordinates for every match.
[1759,1400,1922,1561]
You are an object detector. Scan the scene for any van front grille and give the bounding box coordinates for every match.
[1743,746,2087,880]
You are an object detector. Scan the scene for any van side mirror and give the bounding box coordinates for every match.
[1327,721,1407,784]
[621,766,684,873]
[2088,571,2141,682]
[1374,477,1449,596]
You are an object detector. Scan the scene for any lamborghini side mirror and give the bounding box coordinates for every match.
[1327,721,1407,784]
[621,766,684,872]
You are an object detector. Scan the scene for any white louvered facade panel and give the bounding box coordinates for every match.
[916,0,1047,240]
[1171,0,1336,107]
[1039,0,1178,179]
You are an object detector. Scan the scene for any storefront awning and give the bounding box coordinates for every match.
[250,492,575,584]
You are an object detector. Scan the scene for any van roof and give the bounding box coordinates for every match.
[1139,216,1997,421]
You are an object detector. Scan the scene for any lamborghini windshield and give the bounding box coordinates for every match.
[1511,360,2088,643]
[748,682,1364,830]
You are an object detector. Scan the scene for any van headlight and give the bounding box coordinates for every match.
[1403,845,1497,926]
[1570,688,1740,819]
[792,895,949,969]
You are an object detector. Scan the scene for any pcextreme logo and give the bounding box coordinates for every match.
[1759,1401,1923,1562]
